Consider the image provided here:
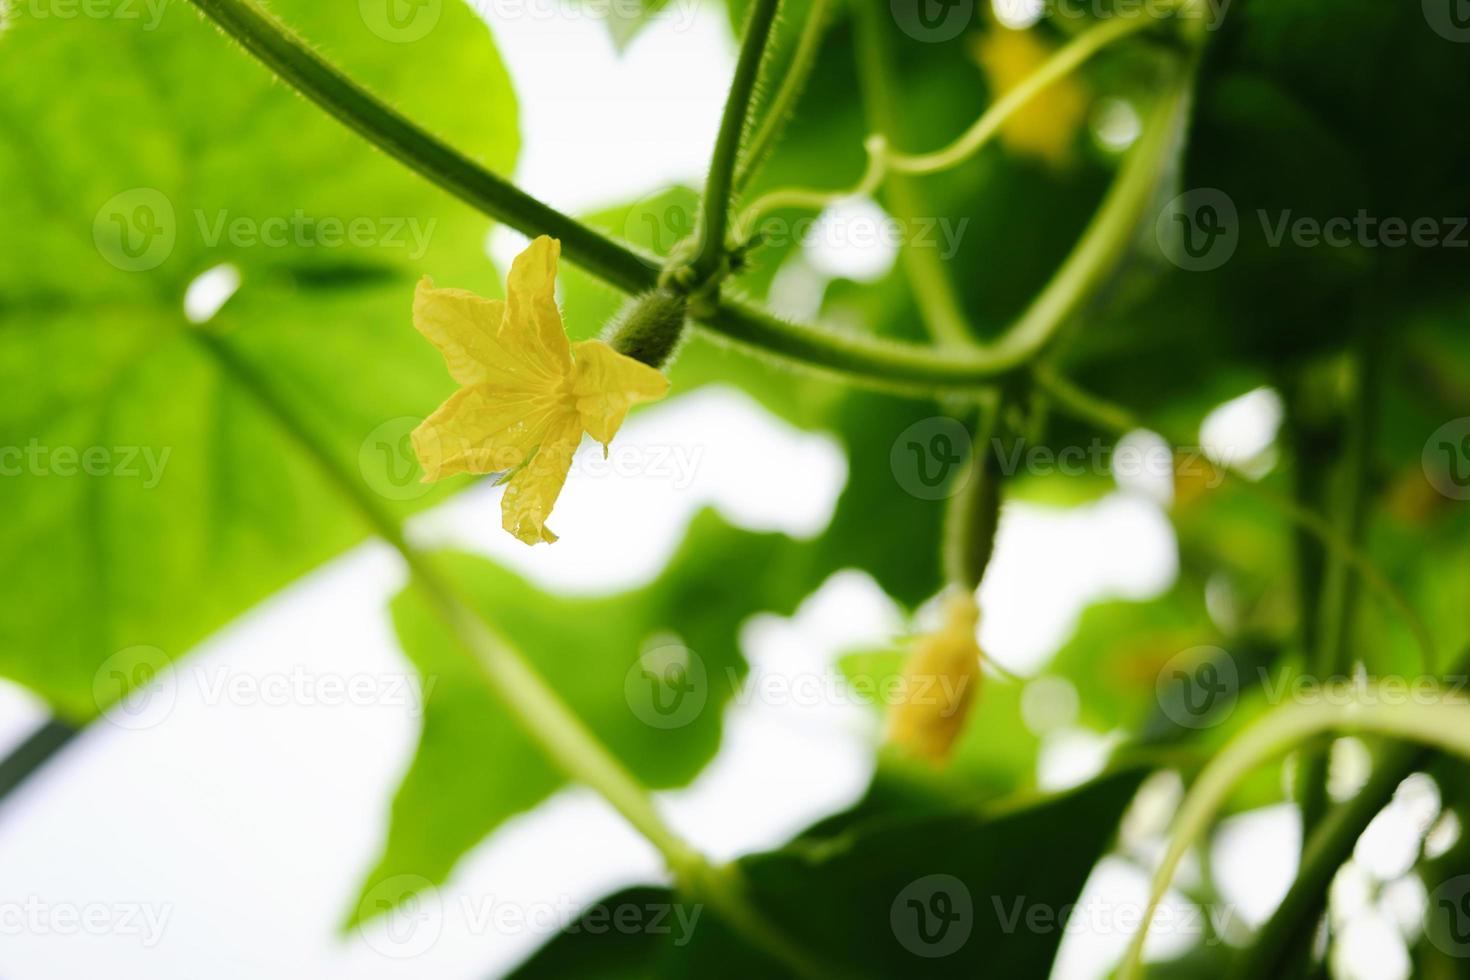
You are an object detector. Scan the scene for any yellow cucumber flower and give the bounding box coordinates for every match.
[886,591,983,763]
[411,235,670,545]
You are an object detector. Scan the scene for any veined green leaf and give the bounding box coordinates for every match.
[350,510,815,924]
[0,0,519,717]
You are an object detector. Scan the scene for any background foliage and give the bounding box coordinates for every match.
[2,0,1469,976]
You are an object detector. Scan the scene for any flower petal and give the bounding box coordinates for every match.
[570,340,670,449]
[502,235,572,383]
[412,277,506,386]
[412,384,565,482]
[415,277,568,394]
[500,416,583,545]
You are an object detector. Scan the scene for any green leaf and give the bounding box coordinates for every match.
[0,0,518,717]
[499,885,680,977]
[1044,581,1294,813]
[1047,584,1219,736]
[1091,0,1470,391]
[349,510,814,924]
[582,0,675,52]
[510,769,1147,978]
[801,391,953,606]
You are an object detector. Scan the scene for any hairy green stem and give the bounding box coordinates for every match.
[1118,692,1470,979]
[732,0,833,195]
[192,330,821,976]
[187,0,656,294]
[184,0,1191,394]
[942,394,1004,587]
[690,0,783,284]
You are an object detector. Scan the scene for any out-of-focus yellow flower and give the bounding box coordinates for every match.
[412,236,669,545]
[886,591,983,763]
[973,27,1088,168]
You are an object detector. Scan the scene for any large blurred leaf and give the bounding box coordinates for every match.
[1068,0,1470,412]
[1041,574,1296,814]
[510,768,1146,978]
[1047,584,1218,737]
[350,510,815,923]
[0,0,517,716]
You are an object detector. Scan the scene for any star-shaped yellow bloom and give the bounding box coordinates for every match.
[411,236,670,545]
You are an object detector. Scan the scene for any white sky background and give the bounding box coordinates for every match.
[0,5,1418,980]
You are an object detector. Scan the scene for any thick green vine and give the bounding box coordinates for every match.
[188,0,1191,393]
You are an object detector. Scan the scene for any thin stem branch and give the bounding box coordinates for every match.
[732,0,833,195]
[1234,740,1425,977]
[192,334,686,860]
[886,13,1166,175]
[691,0,783,284]
[737,14,1166,232]
[0,718,78,802]
[991,64,1190,362]
[851,0,972,346]
[739,48,1196,367]
[1118,691,1470,979]
[1283,371,1335,874]
[1317,333,1380,679]
[190,331,822,977]
[1299,332,1380,866]
[734,137,889,235]
[188,0,658,295]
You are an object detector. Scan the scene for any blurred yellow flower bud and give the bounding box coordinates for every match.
[886,590,984,763]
